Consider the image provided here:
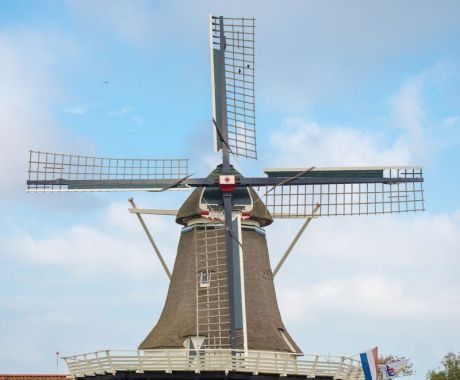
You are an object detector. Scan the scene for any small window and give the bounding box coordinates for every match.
[199,270,212,288]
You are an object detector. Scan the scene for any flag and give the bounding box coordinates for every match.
[379,358,411,379]
[360,347,379,380]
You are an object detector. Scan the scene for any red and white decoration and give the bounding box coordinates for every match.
[219,175,236,192]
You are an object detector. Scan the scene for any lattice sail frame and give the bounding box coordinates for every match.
[210,15,257,159]
[261,167,424,218]
[27,150,189,191]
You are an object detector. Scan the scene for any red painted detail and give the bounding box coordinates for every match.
[219,175,236,192]
[242,211,251,220]
[219,183,235,192]
[201,210,221,222]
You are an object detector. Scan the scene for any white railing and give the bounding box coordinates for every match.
[63,349,364,379]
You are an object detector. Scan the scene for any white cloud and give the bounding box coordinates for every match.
[109,106,133,116]
[0,31,59,196]
[260,62,460,367]
[66,0,460,115]
[5,201,180,279]
[270,212,460,323]
[389,61,460,160]
[68,0,157,47]
[267,118,410,167]
[266,210,460,371]
[64,106,87,115]
[390,73,426,139]
[64,102,98,115]
[388,70,431,163]
[267,60,460,168]
[280,275,459,323]
[133,114,144,125]
[0,29,93,198]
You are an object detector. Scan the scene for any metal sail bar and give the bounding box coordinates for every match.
[27,150,189,191]
[258,166,425,218]
[210,15,257,159]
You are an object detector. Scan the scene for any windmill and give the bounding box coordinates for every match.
[27,15,424,380]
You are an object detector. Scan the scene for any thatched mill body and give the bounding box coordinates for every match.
[27,15,424,380]
[139,171,300,354]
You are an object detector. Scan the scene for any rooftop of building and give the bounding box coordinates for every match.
[0,375,69,380]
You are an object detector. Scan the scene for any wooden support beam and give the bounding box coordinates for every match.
[128,198,172,280]
[272,204,321,278]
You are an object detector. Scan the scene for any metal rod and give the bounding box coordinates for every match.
[272,204,321,278]
[128,198,172,280]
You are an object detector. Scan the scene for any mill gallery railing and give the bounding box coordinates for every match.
[63,349,364,379]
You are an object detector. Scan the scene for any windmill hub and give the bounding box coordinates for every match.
[175,165,272,228]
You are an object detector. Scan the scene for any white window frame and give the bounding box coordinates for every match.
[199,270,212,288]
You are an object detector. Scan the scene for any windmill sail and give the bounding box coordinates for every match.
[258,166,424,217]
[27,150,190,192]
[210,15,257,159]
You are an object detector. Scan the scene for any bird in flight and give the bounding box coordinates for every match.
[102,80,111,84]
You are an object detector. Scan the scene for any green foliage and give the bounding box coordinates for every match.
[426,352,460,380]
[378,355,413,378]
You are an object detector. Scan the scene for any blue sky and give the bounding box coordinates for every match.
[1,0,459,377]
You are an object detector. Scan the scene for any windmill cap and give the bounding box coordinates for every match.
[176,165,273,227]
